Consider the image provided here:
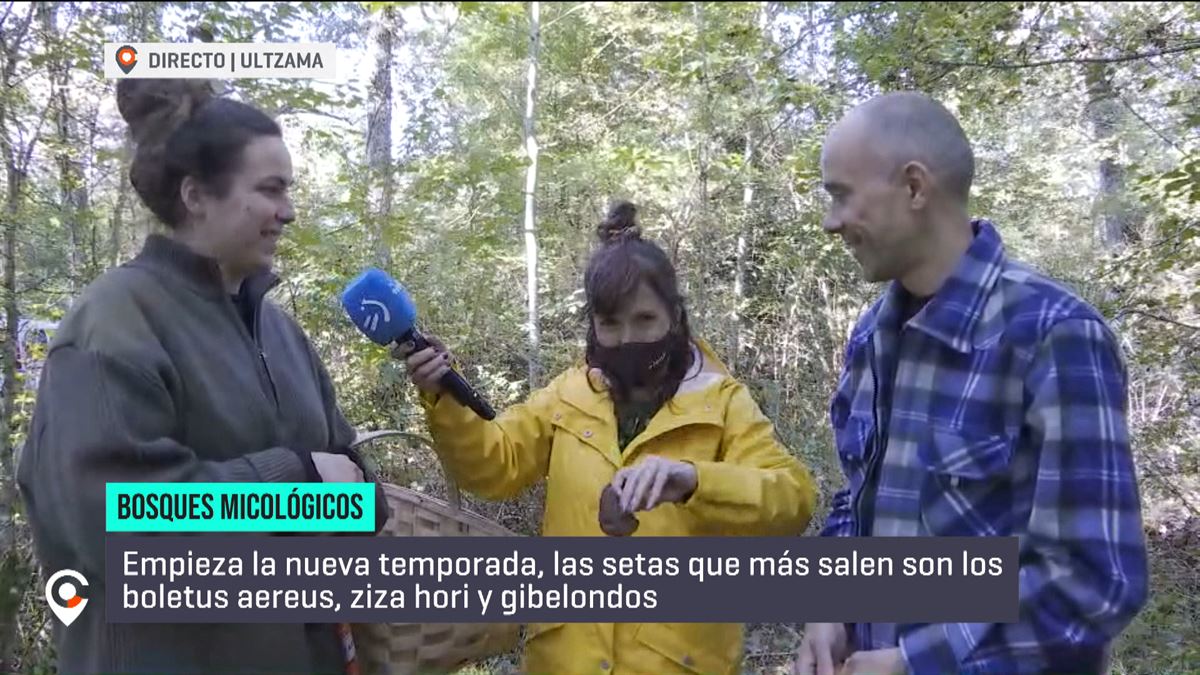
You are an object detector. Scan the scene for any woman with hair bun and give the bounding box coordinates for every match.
[17,79,388,674]
[403,201,818,674]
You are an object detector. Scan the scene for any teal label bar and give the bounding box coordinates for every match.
[106,483,374,532]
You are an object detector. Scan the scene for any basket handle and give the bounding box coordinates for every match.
[349,429,463,512]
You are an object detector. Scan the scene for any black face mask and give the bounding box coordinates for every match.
[590,336,672,391]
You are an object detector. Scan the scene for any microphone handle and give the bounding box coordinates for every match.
[399,330,497,421]
[440,369,498,421]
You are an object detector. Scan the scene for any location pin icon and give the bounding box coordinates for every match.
[46,569,89,626]
[116,45,137,75]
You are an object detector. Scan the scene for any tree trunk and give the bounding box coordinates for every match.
[366,6,395,268]
[45,3,89,294]
[731,132,753,373]
[0,7,36,670]
[1,159,20,559]
[730,6,768,374]
[129,2,162,242]
[807,2,818,76]
[110,159,129,268]
[109,135,133,268]
[691,2,712,326]
[84,88,101,281]
[522,1,541,389]
[1084,62,1141,250]
[0,177,20,675]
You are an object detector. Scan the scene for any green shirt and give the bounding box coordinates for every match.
[615,398,662,451]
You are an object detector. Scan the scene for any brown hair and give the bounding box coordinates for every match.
[584,201,695,405]
[117,79,282,228]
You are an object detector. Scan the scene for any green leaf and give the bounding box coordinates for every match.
[1164,177,1192,195]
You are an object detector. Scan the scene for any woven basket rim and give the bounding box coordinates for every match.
[378,481,522,537]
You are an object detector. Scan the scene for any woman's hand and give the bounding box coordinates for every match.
[610,456,698,513]
[399,335,452,396]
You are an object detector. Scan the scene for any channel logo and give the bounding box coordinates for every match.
[46,569,88,626]
[115,45,137,74]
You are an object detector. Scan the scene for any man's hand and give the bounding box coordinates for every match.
[311,452,364,483]
[399,335,452,396]
[610,456,697,513]
[838,648,906,675]
[790,623,849,675]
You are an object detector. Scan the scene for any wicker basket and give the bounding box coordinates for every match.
[348,429,523,675]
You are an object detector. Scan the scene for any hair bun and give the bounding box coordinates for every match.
[597,201,641,244]
[117,79,219,146]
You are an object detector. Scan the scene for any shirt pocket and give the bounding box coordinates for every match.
[830,387,873,460]
[830,407,874,520]
[831,390,874,476]
[916,425,1016,537]
[548,413,616,472]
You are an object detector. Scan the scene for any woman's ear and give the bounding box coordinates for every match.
[180,175,205,221]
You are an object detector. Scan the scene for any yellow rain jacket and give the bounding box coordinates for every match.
[421,340,816,675]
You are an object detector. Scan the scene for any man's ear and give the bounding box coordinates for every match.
[902,161,932,210]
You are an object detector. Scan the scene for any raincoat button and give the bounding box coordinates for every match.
[600,660,611,670]
[583,430,593,438]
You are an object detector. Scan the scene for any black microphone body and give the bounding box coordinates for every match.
[394,328,497,421]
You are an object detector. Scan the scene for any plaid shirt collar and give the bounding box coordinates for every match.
[850,219,1007,355]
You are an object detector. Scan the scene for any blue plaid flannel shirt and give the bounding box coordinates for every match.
[821,220,1148,673]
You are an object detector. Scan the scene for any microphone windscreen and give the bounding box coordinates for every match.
[340,268,418,345]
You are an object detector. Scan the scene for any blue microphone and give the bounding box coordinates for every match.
[341,269,496,421]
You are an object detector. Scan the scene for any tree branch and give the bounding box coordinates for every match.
[765,3,884,65]
[597,79,652,125]
[1114,309,1200,332]
[929,40,1200,70]
[0,2,14,31]
[541,2,589,31]
[1117,94,1186,154]
[18,79,57,173]
[18,274,70,297]
[278,107,355,126]
[6,1,35,52]
[584,33,619,69]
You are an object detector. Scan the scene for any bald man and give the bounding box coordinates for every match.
[792,92,1148,675]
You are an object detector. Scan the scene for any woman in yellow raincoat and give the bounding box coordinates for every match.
[403,202,817,675]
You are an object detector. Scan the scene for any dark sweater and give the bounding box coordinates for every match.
[16,234,389,674]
